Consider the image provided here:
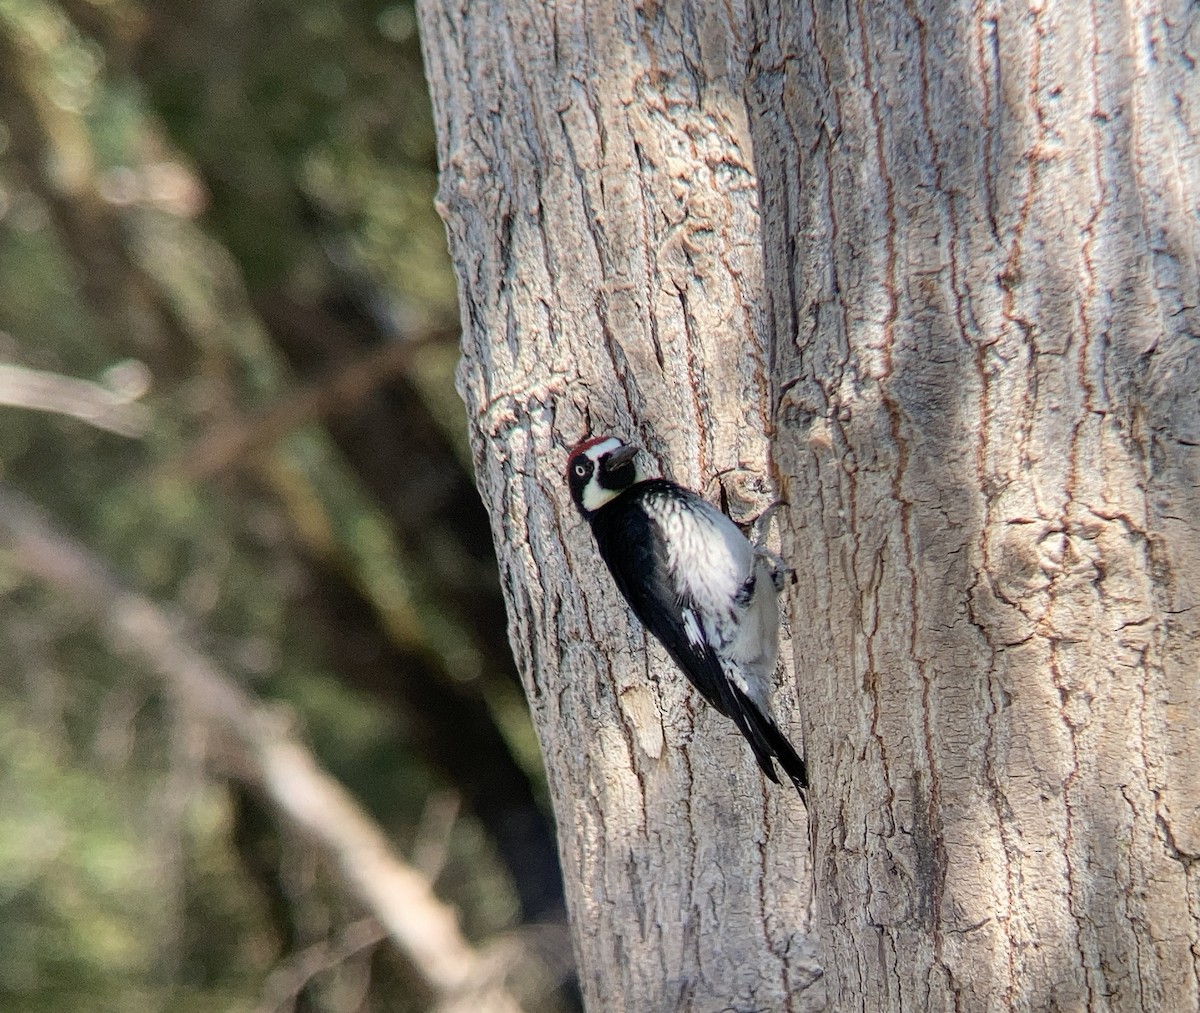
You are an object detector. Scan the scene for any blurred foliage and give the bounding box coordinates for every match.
[0,620,269,1013]
[0,0,568,1010]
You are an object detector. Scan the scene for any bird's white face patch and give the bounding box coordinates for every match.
[578,437,642,512]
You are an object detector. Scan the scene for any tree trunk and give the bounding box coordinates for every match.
[747,0,1200,1009]
[418,1,818,1010]
[419,0,1200,1009]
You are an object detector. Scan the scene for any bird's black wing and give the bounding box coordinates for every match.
[589,485,795,787]
[590,485,738,716]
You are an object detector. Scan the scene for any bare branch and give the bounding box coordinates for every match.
[256,917,387,1013]
[411,790,462,881]
[0,361,150,437]
[0,484,523,1013]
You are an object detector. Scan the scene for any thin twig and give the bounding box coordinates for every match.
[411,791,462,881]
[256,917,386,1013]
[0,361,150,437]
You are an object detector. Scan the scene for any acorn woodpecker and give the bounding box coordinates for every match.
[566,435,807,797]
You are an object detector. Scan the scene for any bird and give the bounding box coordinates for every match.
[565,434,807,797]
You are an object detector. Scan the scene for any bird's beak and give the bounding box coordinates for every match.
[602,443,640,474]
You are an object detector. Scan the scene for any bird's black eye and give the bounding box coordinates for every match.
[573,462,588,477]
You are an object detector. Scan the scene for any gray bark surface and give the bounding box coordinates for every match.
[749,0,1200,1009]
[418,1,818,1010]
[420,0,1200,1009]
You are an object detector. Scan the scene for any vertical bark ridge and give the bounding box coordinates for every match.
[748,0,1200,1008]
[419,0,820,1008]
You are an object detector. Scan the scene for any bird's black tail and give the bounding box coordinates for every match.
[731,691,808,801]
[763,716,809,798]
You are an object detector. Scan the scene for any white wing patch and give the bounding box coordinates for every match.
[649,491,753,617]
[645,489,783,714]
[727,664,754,699]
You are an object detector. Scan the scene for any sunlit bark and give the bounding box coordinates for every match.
[419,1,817,1010]
[421,0,1200,1008]
[748,1,1200,1007]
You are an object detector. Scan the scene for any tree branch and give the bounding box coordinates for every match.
[0,484,523,1013]
[0,361,150,437]
[256,917,387,1013]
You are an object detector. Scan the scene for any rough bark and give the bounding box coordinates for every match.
[421,0,1200,1009]
[418,1,817,1010]
[747,0,1200,1009]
